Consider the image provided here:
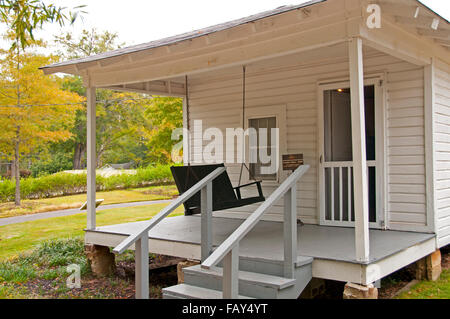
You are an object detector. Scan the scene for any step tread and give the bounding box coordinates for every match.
[184,265,296,289]
[296,256,314,267]
[163,284,253,299]
[239,255,314,268]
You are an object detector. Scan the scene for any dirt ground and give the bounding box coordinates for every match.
[8,255,179,299]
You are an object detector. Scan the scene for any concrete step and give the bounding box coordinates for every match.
[162,283,253,299]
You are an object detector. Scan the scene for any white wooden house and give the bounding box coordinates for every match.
[42,0,450,299]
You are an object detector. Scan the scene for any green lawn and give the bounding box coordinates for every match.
[0,202,183,260]
[0,185,178,219]
[397,269,450,299]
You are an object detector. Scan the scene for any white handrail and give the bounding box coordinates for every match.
[202,165,310,270]
[113,166,226,254]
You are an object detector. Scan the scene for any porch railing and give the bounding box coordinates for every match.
[322,161,375,223]
[112,166,226,299]
[201,165,310,298]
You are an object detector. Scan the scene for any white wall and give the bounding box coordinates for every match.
[185,46,427,231]
[386,66,427,230]
[434,59,450,248]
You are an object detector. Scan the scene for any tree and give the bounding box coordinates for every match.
[56,29,183,169]
[0,1,84,205]
[143,97,183,164]
[56,29,126,169]
[0,0,85,50]
[0,50,83,204]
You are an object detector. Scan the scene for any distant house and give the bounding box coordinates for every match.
[43,0,449,299]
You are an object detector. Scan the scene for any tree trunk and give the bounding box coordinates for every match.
[73,143,87,169]
[15,40,21,206]
[10,160,16,181]
[14,138,20,206]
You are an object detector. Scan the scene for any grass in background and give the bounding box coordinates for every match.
[0,202,184,260]
[396,269,450,299]
[0,185,178,219]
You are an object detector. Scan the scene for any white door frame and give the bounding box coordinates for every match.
[317,76,386,228]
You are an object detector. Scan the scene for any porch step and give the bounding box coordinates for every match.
[162,283,253,299]
[238,255,313,277]
[169,256,313,299]
[184,264,296,290]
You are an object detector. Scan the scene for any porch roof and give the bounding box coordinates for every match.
[41,0,449,78]
[41,0,325,74]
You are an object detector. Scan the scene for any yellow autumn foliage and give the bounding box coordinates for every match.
[0,50,84,159]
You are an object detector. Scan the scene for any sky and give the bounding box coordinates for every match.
[1,0,450,51]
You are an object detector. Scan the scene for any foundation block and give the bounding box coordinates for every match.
[85,244,116,277]
[343,282,378,299]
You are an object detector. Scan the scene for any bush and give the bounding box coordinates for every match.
[30,153,73,178]
[0,238,89,284]
[1,169,31,179]
[0,165,174,202]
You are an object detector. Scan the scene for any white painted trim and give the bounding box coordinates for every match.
[182,98,190,165]
[86,87,96,230]
[312,237,436,285]
[349,37,369,262]
[317,76,385,229]
[243,104,288,185]
[381,71,389,230]
[362,237,436,285]
[85,231,201,260]
[311,259,363,283]
[104,85,186,98]
[424,61,437,235]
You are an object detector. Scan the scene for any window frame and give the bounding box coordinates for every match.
[242,105,287,185]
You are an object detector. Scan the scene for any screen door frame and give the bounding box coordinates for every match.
[317,77,386,229]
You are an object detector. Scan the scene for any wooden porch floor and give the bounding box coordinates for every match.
[86,215,435,264]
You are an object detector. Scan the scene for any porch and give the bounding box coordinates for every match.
[40,0,450,299]
[85,214,436,285]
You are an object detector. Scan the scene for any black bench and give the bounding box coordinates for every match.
[171,164,265,215]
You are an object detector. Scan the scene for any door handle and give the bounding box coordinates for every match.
[319,155,323,164]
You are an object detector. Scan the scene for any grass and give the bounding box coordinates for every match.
[396,268,450,299]
[0,202,183,260]
[0,238,147,299]
[0,185,178,219]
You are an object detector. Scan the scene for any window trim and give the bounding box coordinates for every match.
[242,105,287,185]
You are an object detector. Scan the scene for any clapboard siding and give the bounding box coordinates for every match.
[186,48,426,228]
[386,65,427,230]
[434,59,450,248]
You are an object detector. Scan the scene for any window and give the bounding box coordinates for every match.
[249,116,277,181]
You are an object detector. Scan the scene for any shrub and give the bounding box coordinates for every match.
[30,153,73,178]
[0,164,174,203]
[0,238,90,285]
[1,169,31,179]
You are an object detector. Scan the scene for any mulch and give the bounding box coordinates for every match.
[13,255,181,299]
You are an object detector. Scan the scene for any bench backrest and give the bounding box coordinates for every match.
[170,164,237,214]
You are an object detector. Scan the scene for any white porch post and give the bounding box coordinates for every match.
[86,87,97,230]
[348,37,370,262]
[201,181,213,261]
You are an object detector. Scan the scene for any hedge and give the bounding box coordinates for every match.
[0,165,174,203]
